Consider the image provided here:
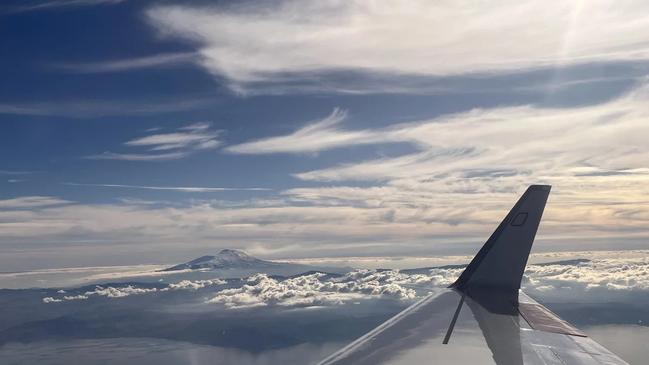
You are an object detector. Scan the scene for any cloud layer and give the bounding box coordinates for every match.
[524,257,649,302]
[43,285,158,303]
[3,2,649,264]
[217,83,649,256]
[206,271,424,308]
[42,255,649,308]
[42,278,228,303]
[147,0,649,93]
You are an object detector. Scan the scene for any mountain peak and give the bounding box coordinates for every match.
[163,249,276,271]
[161,249,350,276]
[218,249,251,258]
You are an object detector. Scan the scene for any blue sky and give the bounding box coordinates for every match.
[2,0,649,270]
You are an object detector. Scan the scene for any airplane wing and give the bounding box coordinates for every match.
[318,185,629,365]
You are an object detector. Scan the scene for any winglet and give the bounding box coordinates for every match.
[451,185,551,292]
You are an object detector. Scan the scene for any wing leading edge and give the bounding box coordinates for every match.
[318,185,629,365]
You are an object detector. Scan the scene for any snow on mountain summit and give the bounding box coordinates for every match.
[163,249,281,271]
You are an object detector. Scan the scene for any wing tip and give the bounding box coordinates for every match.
[450,184,551,292]
[528,184,551,191]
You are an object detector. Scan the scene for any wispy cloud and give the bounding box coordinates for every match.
[4,86,649,261]
[86,122,221,161]
[226,83,649,187]
[4,0,125,14]
[225,108,393,154]
[289,85,649,186]
[224,82,649,256]
[147,0,649,94]
[63,182,270,192]
[0,170,35,175]
[125,122,219,151]
[85,151,190,161]
[0,196,72,209]
[53,52,197,74]
[0,98,212,118]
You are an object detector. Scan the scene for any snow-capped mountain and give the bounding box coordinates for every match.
[163,249,282,271]
[162,249,350,277]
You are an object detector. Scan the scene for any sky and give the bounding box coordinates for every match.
[1,0,649,270]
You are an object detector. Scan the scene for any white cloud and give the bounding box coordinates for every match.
[0,98,211,118]
[86,122,221,161]
[5,0,125,14]
[1,186,647,263]
[85,151,190,161]
[294,91,649,182]
[147,0,649,93]
[42,297,62,303]
[228,82,649,169]
[523,257,649,302]
[54,52,196,73]
[6,77,649,259]
[63,183,269,192]
[125,129,220,151]
[0,196,72,209]
[206,270,429,309]
[180,122,211,132]
[166,278,226,290]
[205,256,649,308]
[85,285,158,298]
[63,294,89,300]
[42,279,227,303]
[225,108,393,154]
[220,84,649,254]
[43,285,160,303]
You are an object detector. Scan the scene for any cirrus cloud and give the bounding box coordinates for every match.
[147,0,649,93]
[86,122,221,161]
